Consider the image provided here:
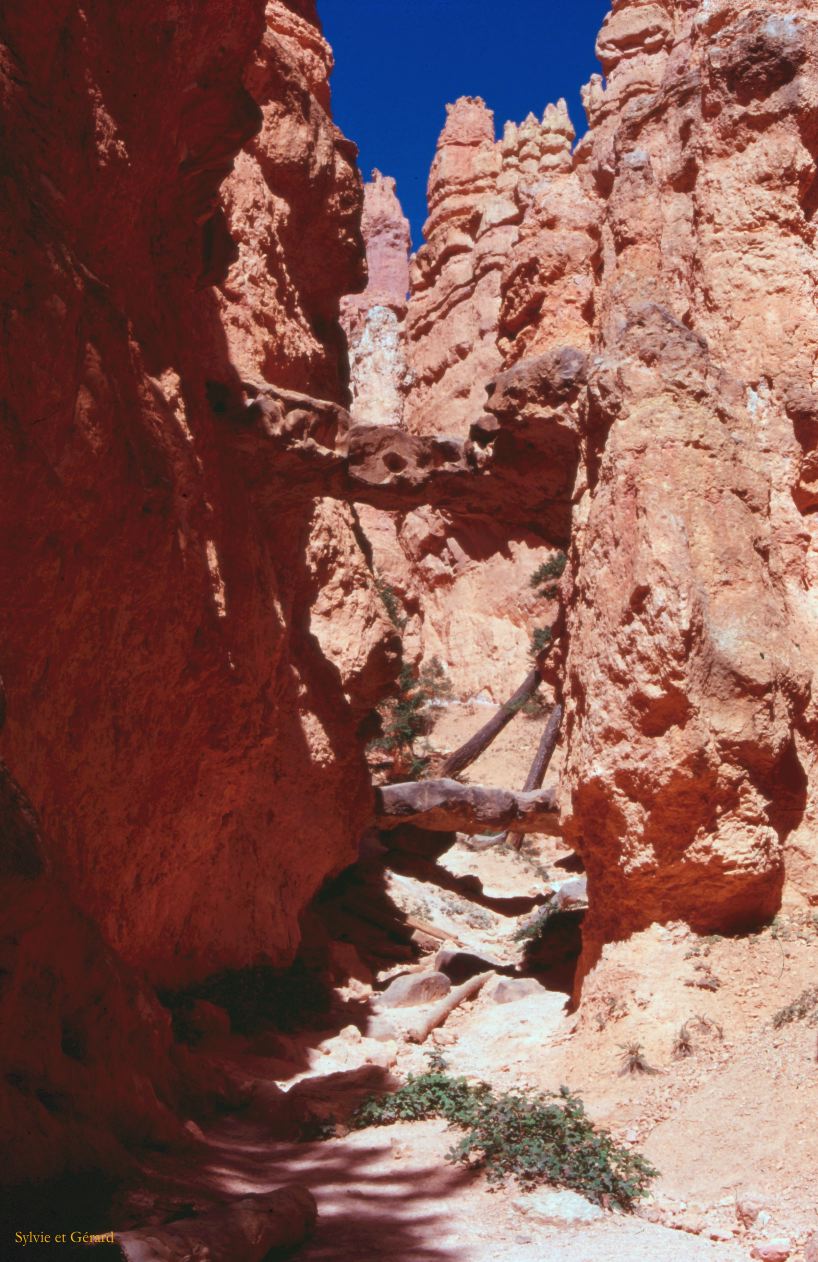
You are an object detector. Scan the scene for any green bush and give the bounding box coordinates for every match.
[376,579,407,631]
[351,1062,656,1210]
[531,552,567,596]
[352,1062,489,1130]
[371,656,452,779]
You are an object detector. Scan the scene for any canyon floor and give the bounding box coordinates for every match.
[70,706,818,1261]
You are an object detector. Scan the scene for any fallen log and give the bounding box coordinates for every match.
[375,778,560,836]
[116,1186,317,1262]
[406,971,494,1044]
[440,669,541,779]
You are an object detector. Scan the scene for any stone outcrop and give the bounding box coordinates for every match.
[347,103,580,699]
[341,171,412,428]
[405,96,575,440]
[0,0,397,1180]
[0,757,187,1184]
[221,1,367,399]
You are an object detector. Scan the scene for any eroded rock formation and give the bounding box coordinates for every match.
[346,1,818,961]
[5,0,818,1191]
[341,171,412,428]
[556,0,818,961]
[346,101,580,699]
[0,0,396,1180]
[405,95,576,440]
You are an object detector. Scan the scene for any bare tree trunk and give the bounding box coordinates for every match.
[511,702,563,850]
[441,669,541,779]
[469,703,563,852]
[406,971,494,1043]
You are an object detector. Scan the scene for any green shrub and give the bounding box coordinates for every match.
[531,552,567,596]
[530,626,554,659]
[351,1062,656,1210]
[352,1062,489,1130]
[376,579,407,630]
[371,656,452,779]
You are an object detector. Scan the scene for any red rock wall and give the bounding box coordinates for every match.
[347,103,580,700]
[0,0,395,1179]
[405,97,576,440]
[0,758,187,1184]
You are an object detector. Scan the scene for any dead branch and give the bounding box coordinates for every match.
[406,971,494,1044]
[440,670,541,779]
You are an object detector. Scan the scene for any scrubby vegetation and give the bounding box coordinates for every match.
[529,626,553,659]
[370,578,453,778]
[376,578,407,631]
[371,657,453,779]
[772,985,818,1029]
[351,1057,657,1209]
[530,551,568,600]
[619,1042,659,1076]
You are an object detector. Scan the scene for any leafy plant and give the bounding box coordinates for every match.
[772,985,818,1029]
[376,579,407,631]
[351,1065,657,1210]
[352,1060,489,1130]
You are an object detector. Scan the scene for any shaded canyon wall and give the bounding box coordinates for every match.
[0,0,397,1180]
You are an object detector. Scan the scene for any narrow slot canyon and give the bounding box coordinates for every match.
[2,2,818,1260]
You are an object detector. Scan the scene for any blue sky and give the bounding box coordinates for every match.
[319,0,610,247]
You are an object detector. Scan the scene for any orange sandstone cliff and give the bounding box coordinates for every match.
[346,1,818,963]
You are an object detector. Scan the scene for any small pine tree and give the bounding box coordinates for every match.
[530,626,553,659]
[530,551,567,598]
[371,656,452,780]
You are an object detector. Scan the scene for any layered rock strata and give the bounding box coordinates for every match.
[405,95,576,440]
